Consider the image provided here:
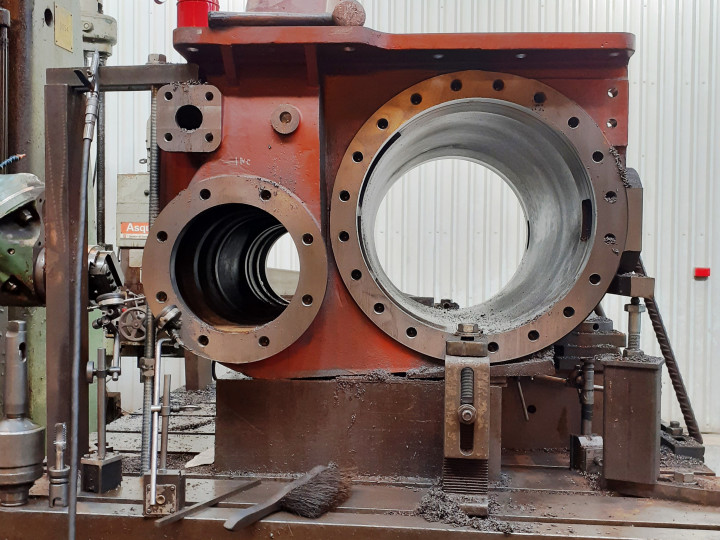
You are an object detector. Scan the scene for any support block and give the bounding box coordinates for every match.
[80,454,122,493]
[603,355,663,485]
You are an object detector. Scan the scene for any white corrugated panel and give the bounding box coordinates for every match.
[103,1,720,431]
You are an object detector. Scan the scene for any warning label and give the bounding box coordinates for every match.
[120,222,149,239]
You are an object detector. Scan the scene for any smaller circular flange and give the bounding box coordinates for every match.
[143,175,328,364]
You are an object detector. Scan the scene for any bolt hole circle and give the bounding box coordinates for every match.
[528,330,540,341]
[302,233,314,245]
[450,79,463,92]
[377,118,389,130]
[259,336,270,347]
[205,91,214,101]
[527,404,537,414]
[351,269,362,280]
[608,87,619,98]
[302,294,313,306]
[156,291,167,303]
[592,151,604,163]
[260,189,272,201]
[589,273,601,285]
[563,307,575,318]
[205,133,214,143]
[6,248,14,255]
[568,117,580,128]
[279,111,292,124]
[199,189,211,200]
[352,151,364,163]
[406,327,418,338]
[164,133,173,142]
[492,79,504,91]
[607,118,618,128]
[156,231,168,243]
[339,190,350,202]
[164,91,173,101]
[605,191,617,203]
[374,303,385,314]
[593,323,600,331]
[198,335,209,347]
[533,92,547,104]
[339,231,350,242]
[488,342,499,353]
[44,8,53,26]
[410,93,423,105]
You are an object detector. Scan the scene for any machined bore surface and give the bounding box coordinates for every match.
[331,70,630,362]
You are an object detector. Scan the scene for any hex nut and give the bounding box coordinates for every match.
[457,323,479,335]
[457,404,477,424]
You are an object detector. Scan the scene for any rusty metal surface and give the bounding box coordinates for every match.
[603,356,664,485]
[214,377,587,477]
[215,378,445,477]
[501,375,605,450]
[44,82,89,463]
[444,356,489,460]
[46,64,200,91]
[610,477,720,507]
[9,467,720,539]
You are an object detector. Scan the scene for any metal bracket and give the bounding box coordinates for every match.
[442,324,490,516]
[156,84,222,153]
[143,471,186,517]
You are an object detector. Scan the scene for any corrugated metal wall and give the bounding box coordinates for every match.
[103,1,719,432]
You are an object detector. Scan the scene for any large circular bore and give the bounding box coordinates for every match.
[361,98,590,331]
[173,203,293,327]
[331,71,629,362]
[143,175,327,364]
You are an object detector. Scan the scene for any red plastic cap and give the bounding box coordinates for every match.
[694,267,711,278]
[177,0,220,28]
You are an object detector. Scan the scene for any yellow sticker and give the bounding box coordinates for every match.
[54,3,73,52]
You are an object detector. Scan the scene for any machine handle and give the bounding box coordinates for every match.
[223,498,284,531]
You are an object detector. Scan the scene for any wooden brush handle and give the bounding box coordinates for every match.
[223,498,284,531]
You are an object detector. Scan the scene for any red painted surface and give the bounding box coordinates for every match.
[163,28,634,378]
[177,0,219,28]
[695,267,711,278]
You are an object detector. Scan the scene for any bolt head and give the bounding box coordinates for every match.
[457,323,479,334]
[624,304,646,314]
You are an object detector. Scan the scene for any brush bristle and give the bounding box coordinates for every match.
[281,464,351,519]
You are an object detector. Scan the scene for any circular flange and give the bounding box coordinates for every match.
[330,70,629,362]
[143,175,328,364]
